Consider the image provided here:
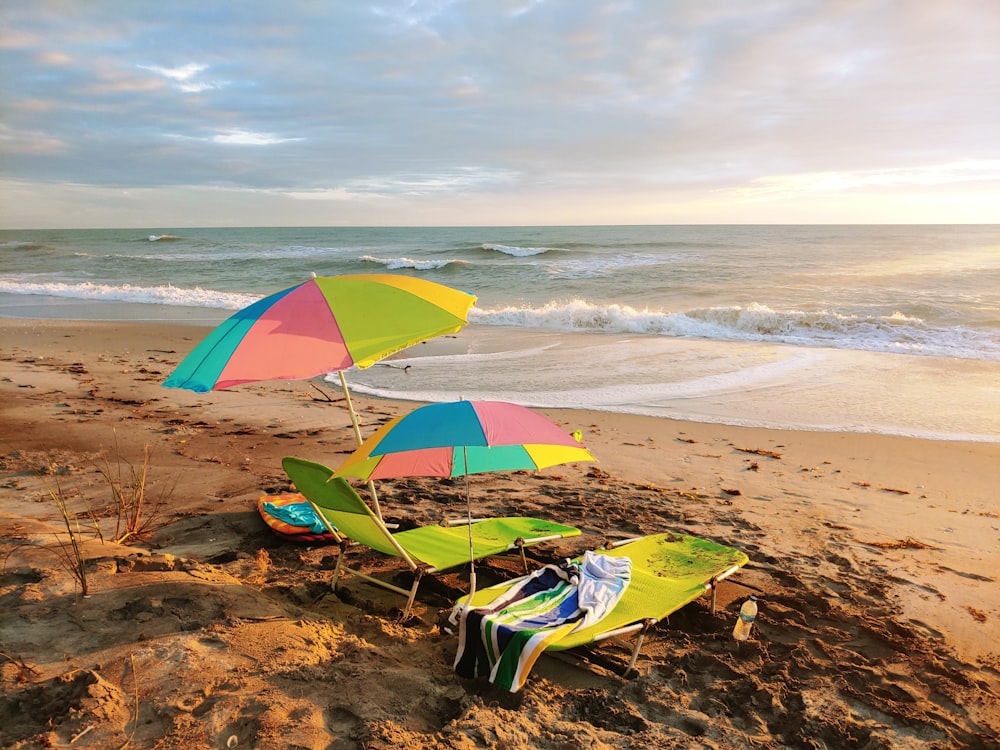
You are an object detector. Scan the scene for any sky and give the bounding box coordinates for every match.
[2,1,999,229]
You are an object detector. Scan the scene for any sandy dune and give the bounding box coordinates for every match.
[1,319,997,748]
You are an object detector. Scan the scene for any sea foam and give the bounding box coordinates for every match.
[0,279,257,310]
[359,255,468,270]
[481,242,553,256]
[120,245,351,263]
[471,299,1000,361]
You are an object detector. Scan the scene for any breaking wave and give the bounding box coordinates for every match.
[359,255,469,271]
[0,279,257,310]
[482,242,554,257]
[471,299,1000,361]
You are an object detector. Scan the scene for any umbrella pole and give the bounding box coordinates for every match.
[338,371,385,522]
[464,447,476,598]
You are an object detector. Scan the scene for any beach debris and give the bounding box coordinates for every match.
[965,606,987,623]
[375,362,412,373]
[747,461,760,471]
[0,650,40,682]
[862,537,942,551]
[722,487,742,496]
[70,724,94,744]
[735,447,782,459]
[308,382,342,403]
[679,490,710,502]
[822,521,853,531]
[878,486,910,495]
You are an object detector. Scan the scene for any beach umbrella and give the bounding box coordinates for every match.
[332,400,597,593]
[163,273,477,518]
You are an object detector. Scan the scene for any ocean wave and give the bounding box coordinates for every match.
[117,245,350,262]
[147,234,182,242]
[471,299,1000,361]
[0,279,258,310]
[481,242,555,257]
[359,255,469,271]
[541,252,689,279]
[0,240,49,251]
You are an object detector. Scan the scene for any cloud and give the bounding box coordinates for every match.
[138,63,207,82]
[137,63,226,92]
[211,130,303,146]
[0,124,67,155]
[1,1,999,226]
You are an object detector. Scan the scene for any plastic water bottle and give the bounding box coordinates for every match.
[732,595,758,641]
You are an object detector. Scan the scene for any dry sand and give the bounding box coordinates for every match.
[1,318,998,749]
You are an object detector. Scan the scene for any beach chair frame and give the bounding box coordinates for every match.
[584,537,745,673]
[283,456,580,620]
[325,520,566,621]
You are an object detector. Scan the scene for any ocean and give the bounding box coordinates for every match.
[2,225,998,441]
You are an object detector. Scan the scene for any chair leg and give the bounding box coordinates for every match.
[625,620,655,675]
[331,542,348,592]
[401,570,424,621]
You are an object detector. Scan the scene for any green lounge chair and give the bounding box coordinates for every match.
[453,533,750,691]
[282,456,582,619]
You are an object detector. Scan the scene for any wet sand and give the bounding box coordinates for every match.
[1,319,998,748]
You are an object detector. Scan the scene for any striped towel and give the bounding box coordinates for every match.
[454,551,631,692]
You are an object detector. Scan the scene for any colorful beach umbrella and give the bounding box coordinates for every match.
[163,273,477,519]
[333,400,596,594]
[163,273,476,393]
[334,400,596,482]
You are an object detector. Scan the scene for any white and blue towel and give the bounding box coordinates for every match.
[454,552,631,692]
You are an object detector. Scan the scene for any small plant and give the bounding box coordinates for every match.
[40,471,92,597]
[9,449,99,597]
[10,435,173,598]
[93,433,171,544]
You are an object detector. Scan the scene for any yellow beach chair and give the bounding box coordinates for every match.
[453,533,750,691]
[282,456,581,619]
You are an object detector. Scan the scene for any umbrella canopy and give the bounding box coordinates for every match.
[334,400,596,482]
[333,399,596,596]
[163,273,476,392]
[162,273,476,522]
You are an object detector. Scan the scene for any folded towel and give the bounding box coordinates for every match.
[454,551,631,692]
[261,500,329,535]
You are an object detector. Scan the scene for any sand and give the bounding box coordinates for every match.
[1,318,998,749]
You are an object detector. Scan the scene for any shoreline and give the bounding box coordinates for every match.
[2,317,997,748]
[6,303,1000,444]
